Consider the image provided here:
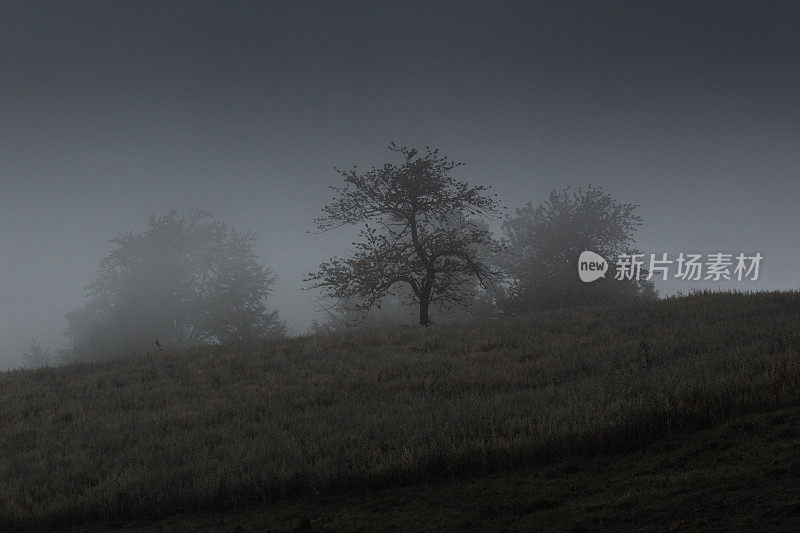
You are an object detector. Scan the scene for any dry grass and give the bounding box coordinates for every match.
[1,290,799,529]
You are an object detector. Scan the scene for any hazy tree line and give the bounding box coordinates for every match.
[61,210,285,363]
[306,144,653,333]
[24,145,653,366]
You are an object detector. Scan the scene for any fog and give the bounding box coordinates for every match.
[1,1,799,368]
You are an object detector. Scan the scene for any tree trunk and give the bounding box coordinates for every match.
[419,293,431,326]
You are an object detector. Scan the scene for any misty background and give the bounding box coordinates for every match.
[1,1,799,368]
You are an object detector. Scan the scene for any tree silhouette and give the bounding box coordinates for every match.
[501,185,655,311]
[65,210,283,361]
[307,144,502,326]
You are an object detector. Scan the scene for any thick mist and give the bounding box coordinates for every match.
[1,1,799,367]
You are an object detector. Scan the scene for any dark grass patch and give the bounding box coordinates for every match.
[113,405,800,531]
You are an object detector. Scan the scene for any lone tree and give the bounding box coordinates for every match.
[501,185,655,311]
[66,210,283,361]
[306,144,502,326]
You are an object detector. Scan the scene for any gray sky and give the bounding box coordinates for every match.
[1,1,799,367]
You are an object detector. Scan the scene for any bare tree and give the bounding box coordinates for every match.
[306,144,503,326]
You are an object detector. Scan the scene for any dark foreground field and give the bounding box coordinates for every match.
[3,291,800,530]
[116,405,800,531]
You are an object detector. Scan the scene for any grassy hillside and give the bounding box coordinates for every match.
[121,404,800,531]
[2,291,800,529]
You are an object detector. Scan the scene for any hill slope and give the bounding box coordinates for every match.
[121,404,800,531]
[2,291,800,529]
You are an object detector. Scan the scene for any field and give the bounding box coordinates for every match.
[2,291,800,530]
[121,404,800,531]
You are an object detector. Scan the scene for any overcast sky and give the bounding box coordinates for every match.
[1,1,799,367]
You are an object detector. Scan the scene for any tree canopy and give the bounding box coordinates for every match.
[501,186,655,311]
[65,210,283,361]
[306,144,503,326]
